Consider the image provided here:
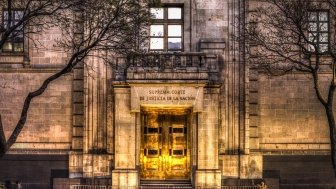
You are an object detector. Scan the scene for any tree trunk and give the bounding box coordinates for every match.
[0,55,82,157]
[325,106,336,176]
[0,115,7,156]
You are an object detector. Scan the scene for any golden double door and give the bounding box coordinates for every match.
[140,109,191,180]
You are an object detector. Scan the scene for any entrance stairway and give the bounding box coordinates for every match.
[140,180,192,189]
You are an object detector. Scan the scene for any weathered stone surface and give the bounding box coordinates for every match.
[1,0,335,188]
[0,73,72,150]
[220,155,263,179]
[195,170,222,187]
[112,170,138,187]
[258,74,330,152]
[73,80,84,91]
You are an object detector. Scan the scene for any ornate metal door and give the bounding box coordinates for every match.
[140,109,190,180]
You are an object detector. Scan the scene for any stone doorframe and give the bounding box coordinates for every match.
[111,84,221,187]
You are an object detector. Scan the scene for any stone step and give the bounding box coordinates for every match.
[140,180,192,187]
[222,178,264,186]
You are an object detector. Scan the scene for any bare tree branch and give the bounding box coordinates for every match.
[0,0,152,156]
[243,0,336,176]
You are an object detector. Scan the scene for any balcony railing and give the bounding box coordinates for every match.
[115,52,219,82]
[70,185,267,189]
[125,52,217,70]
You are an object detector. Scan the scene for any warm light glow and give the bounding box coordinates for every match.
[140,108,191,179]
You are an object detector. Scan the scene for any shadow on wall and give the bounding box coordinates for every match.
[0,154,68,189]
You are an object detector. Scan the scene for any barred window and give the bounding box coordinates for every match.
[308,11,329,53]
[150,7,183,51]
[2,10,24,52]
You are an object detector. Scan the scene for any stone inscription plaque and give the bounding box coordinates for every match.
[131,86,203,112]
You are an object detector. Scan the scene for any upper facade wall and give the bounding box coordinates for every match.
[0,19,69,67]
[247,0,333,154]
[28,26,70,66]
[0,4,73,153]
[0,0,232,66]
[159,0,229,52]
[0,72,73,153]
[0,0,241,155]
[258,74,330,153]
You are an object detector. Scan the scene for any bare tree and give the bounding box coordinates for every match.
[0,0,76,50]
[245,0,336,175]
[0,0,153,156]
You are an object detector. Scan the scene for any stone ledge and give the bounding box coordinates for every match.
[10,142,71,151]
[6,149,70,155]
[127,72,210,81]
[0,53,24,64]
[250,149,330,155]
[199,38,225,50]
[259,142,330,151]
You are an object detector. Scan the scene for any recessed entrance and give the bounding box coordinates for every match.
[140,108,191,180]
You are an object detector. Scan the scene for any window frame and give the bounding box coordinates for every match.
[2,9,24,53]
[307,10,330,53]
[150,5,184,52]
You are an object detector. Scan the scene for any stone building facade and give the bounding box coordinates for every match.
[0,0,335,189]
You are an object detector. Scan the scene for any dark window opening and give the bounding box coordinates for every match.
[148,149,159,155]
[308,10,329,53]
[172,127,184,133]
[147,127,159,133]
[172,149,183,156]
[2,10,24,52]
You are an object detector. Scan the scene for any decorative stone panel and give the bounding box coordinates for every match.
[130,85,204,112]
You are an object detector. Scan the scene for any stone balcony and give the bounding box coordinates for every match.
[114,52,220,84]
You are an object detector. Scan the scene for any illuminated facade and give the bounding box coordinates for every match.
[0,0,335,189]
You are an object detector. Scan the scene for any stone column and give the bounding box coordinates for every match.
[195,87,221,187]
[82,54,111,177]
[111,86,138,187]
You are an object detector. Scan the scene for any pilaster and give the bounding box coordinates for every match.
[111,86,138,187]
[195,87,221,187]
[81,54,111,177]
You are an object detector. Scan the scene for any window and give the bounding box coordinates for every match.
[150,7,183,51]
[308,11,329,53]
[2,10,24,52]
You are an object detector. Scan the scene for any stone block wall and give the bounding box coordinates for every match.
[220,155,263,179]
[263,155,336,189]
[0,13,73,152]
[29,25,69,67]
[0,72,73,152]
[257,73,330,153]
[246,1,331,155]
[198,87,220,170]
[195,86,222,187]
[53,178,81,189]
[192,0,228,42]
